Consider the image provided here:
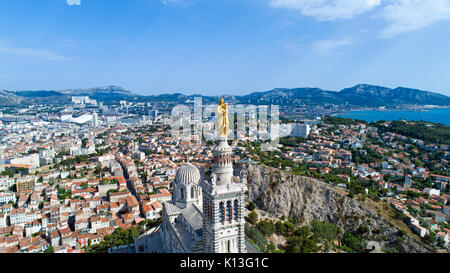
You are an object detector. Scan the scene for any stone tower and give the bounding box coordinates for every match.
[201,118,247,252]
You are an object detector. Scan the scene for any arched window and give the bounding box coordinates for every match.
[219,202,224,223]
[191,187,195,199]
[226,201,232,221]
[180,187,184,199]
[234,199,238,220]
[209,203,212,222]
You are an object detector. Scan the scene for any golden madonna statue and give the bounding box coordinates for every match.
[217,98,229,137]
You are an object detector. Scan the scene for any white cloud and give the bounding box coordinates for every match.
[160,0,193,6]
[269,0,450,38]
[0,44,71,61]
[380,0,450,38]
[310,36,356,53]
[66,0,81,6]
[269,0,381,21]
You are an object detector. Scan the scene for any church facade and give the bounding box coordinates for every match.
[160,99,248,253]
[160,135,247,253]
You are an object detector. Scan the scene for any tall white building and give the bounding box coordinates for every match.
[290,123,311,138]
[92,112,99,128]
[279,123,311,138]
[72,96,97,106]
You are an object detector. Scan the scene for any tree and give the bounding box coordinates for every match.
[294,226,310,237]
[275,221,286,236]
[311,220,338,241]
[342,231,363,252]
[94,165,103,175]
[88,227,141,253]
[284,234,318,253]
[424,231,435,245]
[247,201,256,211]
[356,225,369,235]
[245,223,267,251]
[284,221,296,234]
[44,246,54,253]
[107,189,119,196]
[246,211,258,225]
[257,220,276,237]
[384,174,392,182]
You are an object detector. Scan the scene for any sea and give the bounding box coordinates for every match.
[336,107,450,126]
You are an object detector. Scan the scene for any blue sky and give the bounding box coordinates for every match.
[0,0,450,96]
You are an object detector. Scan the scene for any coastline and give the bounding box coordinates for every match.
[332,106,450,126]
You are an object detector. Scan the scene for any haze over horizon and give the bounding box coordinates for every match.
[1,0,450,96]
[4,83,450,99]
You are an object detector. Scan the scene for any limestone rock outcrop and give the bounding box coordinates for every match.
[236,164,435,253]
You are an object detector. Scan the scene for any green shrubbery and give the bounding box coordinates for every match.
[246,201,256,211]
[247,217,344,253]
[376,120,450,145]
[342,231,364,252]
[245,223,268,251]
[257,220,276,237]
[88,227,141,253]
[311,220,339,242]
[246,211,258,225]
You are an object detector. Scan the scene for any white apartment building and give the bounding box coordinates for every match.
[89,217,110,233]
[0,193,16,204]
[424,188,440,197]
[9,208,35,226]
[290,123,311,138]
[0,176,14,191]
[0,213,7,228]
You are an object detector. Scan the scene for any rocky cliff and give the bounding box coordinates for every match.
[237,164,435,253]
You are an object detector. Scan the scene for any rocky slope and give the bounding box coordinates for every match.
[0,89,25,105]
[237,164,435,253]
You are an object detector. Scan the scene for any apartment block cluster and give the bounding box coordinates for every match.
[240,120,449,248]
[1,99,449,252]
[0,103,184,252]
[0,97,242,253]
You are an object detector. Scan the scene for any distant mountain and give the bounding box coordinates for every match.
[336,84,450,106]
[0,84,449,107]
[0,89,24,105]
[58,86,139,103]
[59,85,133,96]
[14,90,64,97]
[238,87,343,105]
[237,84,450,107]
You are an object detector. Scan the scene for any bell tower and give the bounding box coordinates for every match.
[201,99,247,253]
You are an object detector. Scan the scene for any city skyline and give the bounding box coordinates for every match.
[1,0,450,96]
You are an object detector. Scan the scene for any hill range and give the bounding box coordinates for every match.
[1,84,449,107]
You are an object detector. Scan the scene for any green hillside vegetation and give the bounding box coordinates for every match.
[375,120,450,145]
[246,216,356,253]
[324,116,367,126]
[88,227,140,253]
[87,218,162,253]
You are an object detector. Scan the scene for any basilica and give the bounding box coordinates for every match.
[160,99,249,253]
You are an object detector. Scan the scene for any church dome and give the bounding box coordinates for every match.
[175,163,201,186]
